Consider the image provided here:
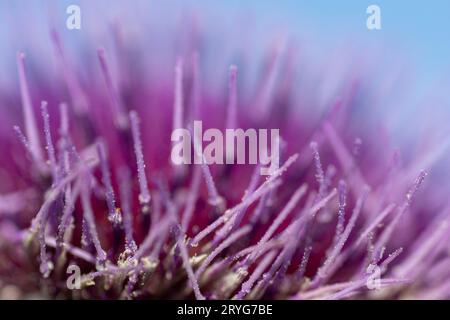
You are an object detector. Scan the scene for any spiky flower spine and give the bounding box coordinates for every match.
[0,2,450,300]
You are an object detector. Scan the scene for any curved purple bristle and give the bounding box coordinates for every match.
[98,47,128,129]
[41,101,58,184]
[97,141,121,227]
[129,110,151,210]
[16,52,44,168]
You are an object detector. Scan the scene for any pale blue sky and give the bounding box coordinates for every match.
[215,0,450,84]
[1,0,449,84]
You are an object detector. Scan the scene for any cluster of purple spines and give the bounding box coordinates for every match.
[1,3,450,300]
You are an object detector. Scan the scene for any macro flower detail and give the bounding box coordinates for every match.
[0,1,450,301]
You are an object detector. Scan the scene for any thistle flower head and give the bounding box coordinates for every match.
[1,1,450,300]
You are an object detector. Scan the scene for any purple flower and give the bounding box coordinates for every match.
[1,2,450,300]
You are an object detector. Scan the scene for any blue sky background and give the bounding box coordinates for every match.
[1,0,449,82]
[214,0,450,84]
